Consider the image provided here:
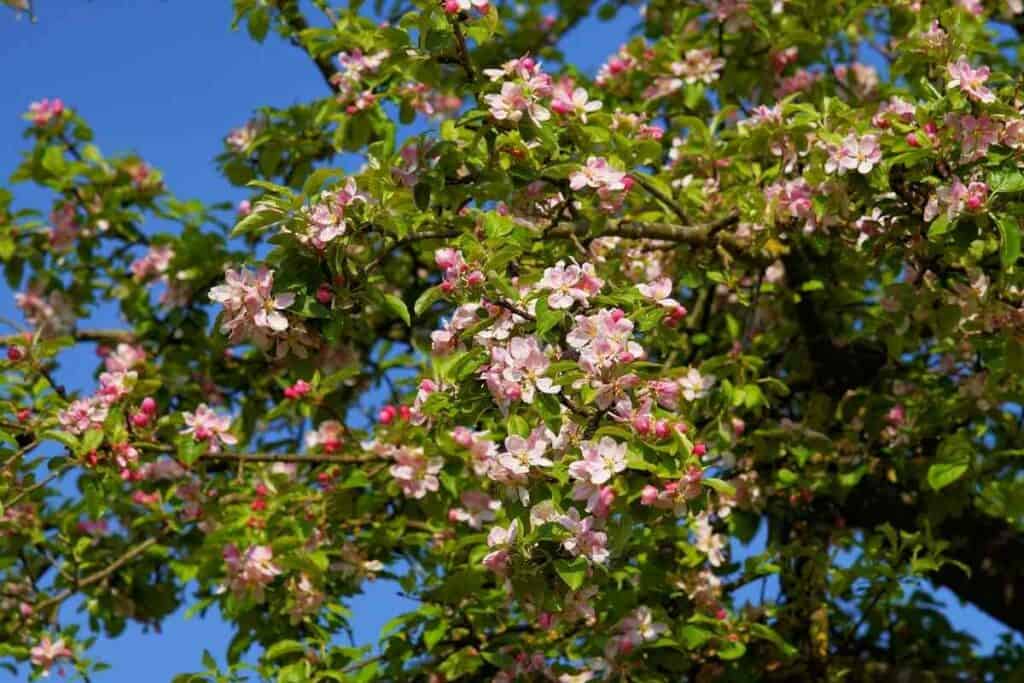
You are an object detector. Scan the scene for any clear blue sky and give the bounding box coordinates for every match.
[0,2,1012,680]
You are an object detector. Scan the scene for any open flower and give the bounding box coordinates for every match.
[181,404,237,453]
[947,57,996,103]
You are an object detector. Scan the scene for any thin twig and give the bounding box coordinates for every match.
[3,461,75,508]
[491,299,536,322]
[450,19,476,82]
[630,173,689,223]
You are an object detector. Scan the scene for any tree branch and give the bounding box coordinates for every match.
[33,537,160,614]
[548,214,739,245]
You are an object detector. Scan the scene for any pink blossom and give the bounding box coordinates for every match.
[58,398,109,435]
[497,427,554,477]
[15,287,75,338]
[481,336,561,408]
[947,57,996,104]
[672,49,725,85]
[947,113,1000,162]
[825,133,881,175]
[98,369,137,405]
[181,403,237,453]
[537,260,604,309]
[28,99,65,127]
[305,420,344,453]
[744,104,783,127]
[226,119,262,153]
[46,203,78,251]
[559,508,609,564]
[130,244,174,282]
[209,267,295,350]
[774,68,820,98]
[388,446,443,498]
[617,607,667,650]
[764,178,815,231]
[595,45,638,88]
[924,177,989,221]
[569,437,627,512]
[105,343,147,372]
[679,367,714,401]
[872,97,915,128]
[223,544,281,601]
[482,519,519,573]
[484,81,551,125]
[694,512,726,566]
[298,179,366,250]
[550,79,603,122]
[566,308,645,376]
[288,574,325,621]
[30,636,73,675]
[449,490,501,529]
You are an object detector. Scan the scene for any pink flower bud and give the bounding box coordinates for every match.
[439,280,456,294]
[632,414,651,435]
[693,442,707,457]
[16,408,31,422]
[6,346,23,362]
[443,0,459,12]
[538,612,555,630]
[654,420,671,440]
[906,132,920,148]
[378,405,397,424]
[131,412,150,428]
[398,405,412,421]
[452,426,474,448]
[640,484,660,505]
[141,397,158,415]
[923,121,938,137]
[316,284,333,304]
[466,270,486,287]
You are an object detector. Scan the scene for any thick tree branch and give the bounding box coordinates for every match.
[548,214,739,245]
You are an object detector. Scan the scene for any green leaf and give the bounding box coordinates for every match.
[42,146,66,175]
[414,286,443,317]
[423,620,447,650]
[264,640,305,661]
[383,293,411,326]
[177,438,206,467]
[507,414,529,437]
[230,209,280,239]
[996,214,1021,269]
[927,433,972,490]
[927,213,953,239]
[554,557,588,590]
[414,182,431,210]
[78,428,104,456]
[302,168,342,197]
[927,461,968,491]
[702,477,736,497]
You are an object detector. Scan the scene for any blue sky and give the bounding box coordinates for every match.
[0,2,1013,680]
